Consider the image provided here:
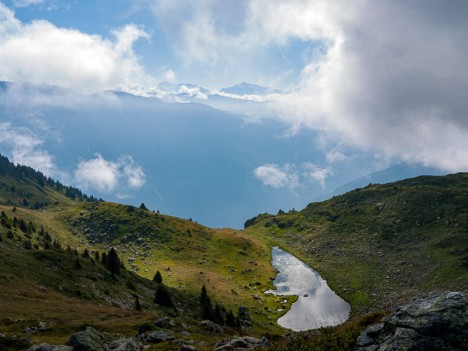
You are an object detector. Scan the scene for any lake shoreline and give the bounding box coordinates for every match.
[265,246,351,331]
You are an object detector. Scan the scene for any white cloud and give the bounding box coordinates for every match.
[269,1,468,172]
[254,162,334,189]
[253,164,298,189]
[154,0,468,172]
[302,163,332,187]
[120,155,146,188]
[13,0,43,8]
[325,149,349,164]
[74,154,146,193]
[0,3,153,93]
[0,122,57,176]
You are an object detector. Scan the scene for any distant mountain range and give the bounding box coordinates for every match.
[220,82,280,96]
[316,163,446,201]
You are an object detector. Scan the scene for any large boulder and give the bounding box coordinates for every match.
[356,292,468,351]
[68,327,107,351]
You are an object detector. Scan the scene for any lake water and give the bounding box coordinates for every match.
[265,246,351,331]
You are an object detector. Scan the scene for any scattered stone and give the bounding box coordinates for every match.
[154,317,176,329]
[179,344,196,351]
[238,307,252,327]
[356,292,468,351]
[107,338,143,351]
[29,344,73,351]
[146,331,175,343]
[24,327,38,335]
[200,320,224,334]
[68,327,107,351]
[214,336,268,351]
[38,322,47,332]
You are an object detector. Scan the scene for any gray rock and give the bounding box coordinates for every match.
[155,317,176,329]
[355,292,468,351]
[179,344,196,351]
[146,331,175,343]
[24,327,38,335]
[28,344,73,351]
[107,337,143,351]
[38,322,47,332]
[54,347,74,351]
[68,327,107,351]
[214,336,268,350]
[28,344,56,351]
[200,320,224,334]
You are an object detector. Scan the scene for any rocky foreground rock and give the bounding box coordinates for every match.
[356,291,468,351]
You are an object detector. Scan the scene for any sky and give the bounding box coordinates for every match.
[1,0,468,194]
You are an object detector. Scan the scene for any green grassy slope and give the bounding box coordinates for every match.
[1,153,467,350]
[246,173,468,314]
[0,155,284,350]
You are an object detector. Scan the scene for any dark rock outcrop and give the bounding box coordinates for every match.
[145,330,175,343]
[214,336,268,351]
[356,292,468,351]
[155,317,176,329]
[200,320,224,334]
[68,327,107,351]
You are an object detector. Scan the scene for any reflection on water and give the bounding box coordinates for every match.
[265,246,351,331]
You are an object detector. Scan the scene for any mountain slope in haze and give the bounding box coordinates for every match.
[0,80,330,229]
[246,173,468,314]
[316,162,446,201]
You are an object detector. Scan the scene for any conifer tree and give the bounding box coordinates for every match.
[134,295,142,311]
[214,303,224,325]
[82,248,90,258]
[106,248,121,275]
[199,285,214,320]
[154,284,174,308]
[226,309,236,327]
[153,270,163,284]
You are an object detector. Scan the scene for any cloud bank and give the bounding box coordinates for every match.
[271,0,468,172]
[154,0,468,172]
[0,3,152,93]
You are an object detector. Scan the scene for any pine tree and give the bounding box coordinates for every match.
[101,252,107,265]
[134,295,142,311]
[153,270,163,284]
[154,284,174,308]
[200,285,213,320]
[106,248,121,275]
[226,309,236,327]
[82,248,90,258]
[214,303,224,325]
